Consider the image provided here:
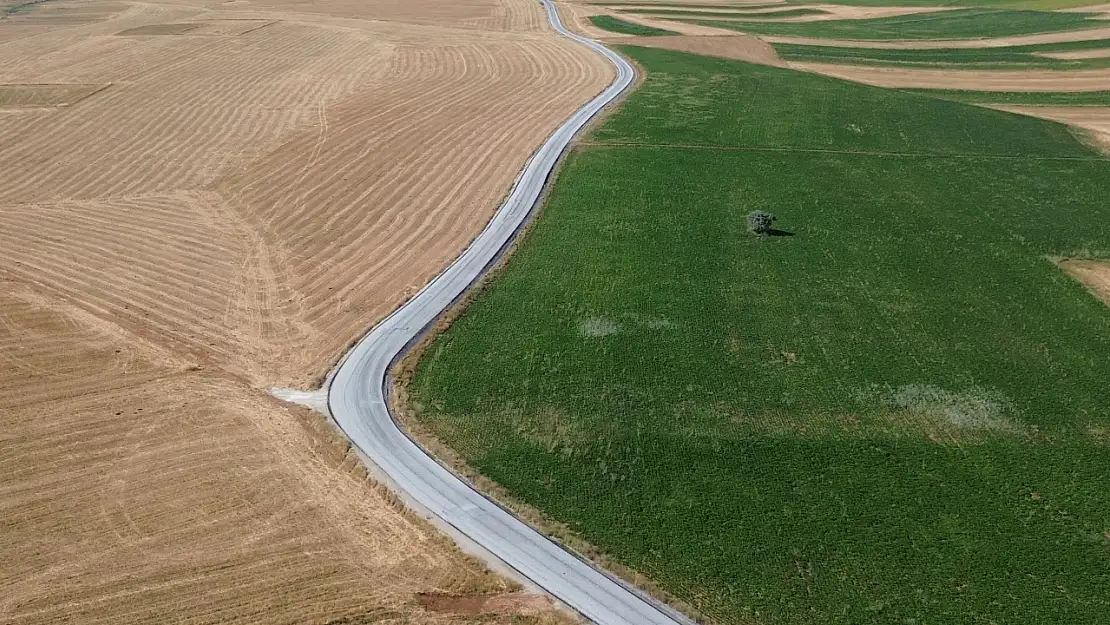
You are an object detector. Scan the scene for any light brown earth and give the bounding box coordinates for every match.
[610,33,785,64]
[623,4,957,22]
[1058,259,1110,305]
[0,0,613,622]
[763,26,1110,48]
[789,63,1110,91]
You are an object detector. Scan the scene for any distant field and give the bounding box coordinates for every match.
[620,7,828,17]
[779,0,1109,8]
[905,88,1110,104]
[410,46,1110,625]
[590,14,681,35]
[775,39,1110,69]
[687,9,1106,40]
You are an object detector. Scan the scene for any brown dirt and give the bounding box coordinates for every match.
[418,591,556,616]
[789,63,1110,91]
[1058,259,1110,305]
[0,0,612,622]
[764,26,1110,49]
[610,33,785,65]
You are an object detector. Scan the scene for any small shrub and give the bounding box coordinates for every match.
[747,211,776,235]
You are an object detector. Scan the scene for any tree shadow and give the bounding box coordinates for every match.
[767,229,795,237]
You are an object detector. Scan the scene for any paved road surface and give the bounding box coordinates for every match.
[327,3,690,625]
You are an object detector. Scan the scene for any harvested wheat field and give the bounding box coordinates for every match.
[0,0,613,622]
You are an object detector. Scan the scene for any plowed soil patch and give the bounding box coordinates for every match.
[1059,259,1110,305]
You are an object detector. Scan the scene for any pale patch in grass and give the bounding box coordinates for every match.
[1057,258,1110,305]
[578,316,619,337]
[676,385,1024,444]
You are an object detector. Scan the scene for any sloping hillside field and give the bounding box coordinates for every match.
[408,47,1110,624]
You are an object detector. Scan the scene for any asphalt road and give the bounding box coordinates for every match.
[326,4,690,625]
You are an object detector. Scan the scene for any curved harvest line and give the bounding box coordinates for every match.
[326,3,688,625]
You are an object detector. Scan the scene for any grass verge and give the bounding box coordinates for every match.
[407,46,1110,625]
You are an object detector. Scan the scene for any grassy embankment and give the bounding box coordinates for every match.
[775,38,1110,69]
[589,14,681,36]
[686,8,1107,39]
[409,47,1110,625]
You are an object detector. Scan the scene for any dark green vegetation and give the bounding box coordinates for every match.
[779,0,1107,8]
[687,9,1106,40]
[775,38,1110,69]
[622,7,828,18]
[904,88,1110,105]
[589,14,680,36]
[410,46,1110,625]
[588,2,787,7]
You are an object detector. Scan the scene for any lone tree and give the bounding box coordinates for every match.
[747,210,776,235]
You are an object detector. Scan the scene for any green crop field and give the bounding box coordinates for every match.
[409,46,1110,625]
[775,39,1110,69]
[621,7,829,18]
[687,9,1105,40]
[589,14,680,36]
[904,88,1110,105]
[780,0,1108,8]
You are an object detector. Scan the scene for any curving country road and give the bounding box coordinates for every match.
[325,3,688,625]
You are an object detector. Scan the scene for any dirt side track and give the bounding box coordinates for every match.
[0,0,612,623]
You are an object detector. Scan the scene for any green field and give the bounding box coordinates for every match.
[905,88,1110,104]
[781,0,1109,8]
[589,14,680,36]
[688,9,1105,40]
[622,7,828,18]
[409,46,1110,625]
[775,39,1110,69]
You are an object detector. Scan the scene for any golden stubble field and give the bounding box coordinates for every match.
[0,0,613,622]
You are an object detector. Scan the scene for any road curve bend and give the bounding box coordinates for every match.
[326,4,686,625]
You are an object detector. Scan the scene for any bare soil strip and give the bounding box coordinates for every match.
[790,62,1110,91]
[763,26,1110,49]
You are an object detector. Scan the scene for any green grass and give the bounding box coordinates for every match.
[589,14,681,36]
[622,7,828,18]
[687,9,1105,40]
[409,46,1110,625]
[589,2,787,7]
[781,0,1110,8]
[905,88,1110,105]
[774,39,1110,69]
